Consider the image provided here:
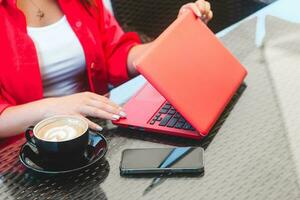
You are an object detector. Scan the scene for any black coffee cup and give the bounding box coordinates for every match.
[25,116,89,162]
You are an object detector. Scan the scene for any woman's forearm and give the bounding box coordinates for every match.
[0,99,50,138]
[127,42,153,77]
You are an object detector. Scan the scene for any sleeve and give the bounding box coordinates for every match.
[101,6,141,86]
[0,84,14,115]
[0,102,11,115]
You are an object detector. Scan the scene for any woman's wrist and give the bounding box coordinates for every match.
[127,42,153,77]
[126,45,140,77]
[37,97,56,119]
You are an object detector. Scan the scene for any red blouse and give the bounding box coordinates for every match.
[0,0,140,145]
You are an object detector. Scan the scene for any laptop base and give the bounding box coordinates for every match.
[113,82,247,140]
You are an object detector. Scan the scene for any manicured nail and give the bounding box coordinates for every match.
[119,111,127,118]
[112,114,120,120]
[96,125,103,131]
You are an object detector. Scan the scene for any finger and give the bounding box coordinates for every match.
[205,10,213,23]
[196,1,211,22]
[81,105,121,121]
[77,115,103,131]
[204,1,211,15]
[88,92,122,110]
[196,0,206,15]
[178,7,189,17]
[182,3,201,17]
[87,99,126,118]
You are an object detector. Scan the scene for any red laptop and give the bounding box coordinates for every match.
[113,11,247,140]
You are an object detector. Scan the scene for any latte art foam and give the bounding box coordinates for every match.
[43,125,78,142]
[36,117,87,142]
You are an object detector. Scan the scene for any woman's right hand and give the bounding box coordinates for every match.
[42,92,126,131]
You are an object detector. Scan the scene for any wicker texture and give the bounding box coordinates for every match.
[263,16,300,182]
[111,0,268,41]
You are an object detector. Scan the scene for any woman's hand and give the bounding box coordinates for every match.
[0,92,126,137]
[43,92,126,131]
[178,0,213,24]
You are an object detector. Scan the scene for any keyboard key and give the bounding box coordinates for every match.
[174,113,181,119]
[178,118,186,123]
[167,117,178,128]
[183,123,192,130]
[150,119,156,125]
[159,115,172,126]
[168,109,176,115]
[149,102,194,131]
[174,122,184,129]
[159,108,168,114]
[155,113,161,118]
[162,104,171,109]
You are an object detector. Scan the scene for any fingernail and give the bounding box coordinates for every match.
[96,125,103,131]
[112,114,120,120]
[119,111,127,118]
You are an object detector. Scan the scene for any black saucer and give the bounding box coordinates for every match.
[19,131,107,174]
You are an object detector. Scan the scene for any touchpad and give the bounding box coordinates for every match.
[135,83,166,102]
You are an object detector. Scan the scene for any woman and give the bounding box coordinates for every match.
[0,0,212,139]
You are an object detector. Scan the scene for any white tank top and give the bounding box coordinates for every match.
[27,16,88,97]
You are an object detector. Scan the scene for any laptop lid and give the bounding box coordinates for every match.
[134,11,247,135]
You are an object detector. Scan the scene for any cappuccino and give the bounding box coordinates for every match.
[35,117,87,142]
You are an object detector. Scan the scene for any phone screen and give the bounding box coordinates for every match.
[120,147,204,175]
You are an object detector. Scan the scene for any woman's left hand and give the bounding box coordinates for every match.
[178,0,213,24]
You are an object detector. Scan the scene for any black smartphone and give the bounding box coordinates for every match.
[120,147,204,176]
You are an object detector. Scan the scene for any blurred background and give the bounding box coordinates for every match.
[103,0,277,42]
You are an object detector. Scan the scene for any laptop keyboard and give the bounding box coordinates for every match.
[149,102,196,131]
